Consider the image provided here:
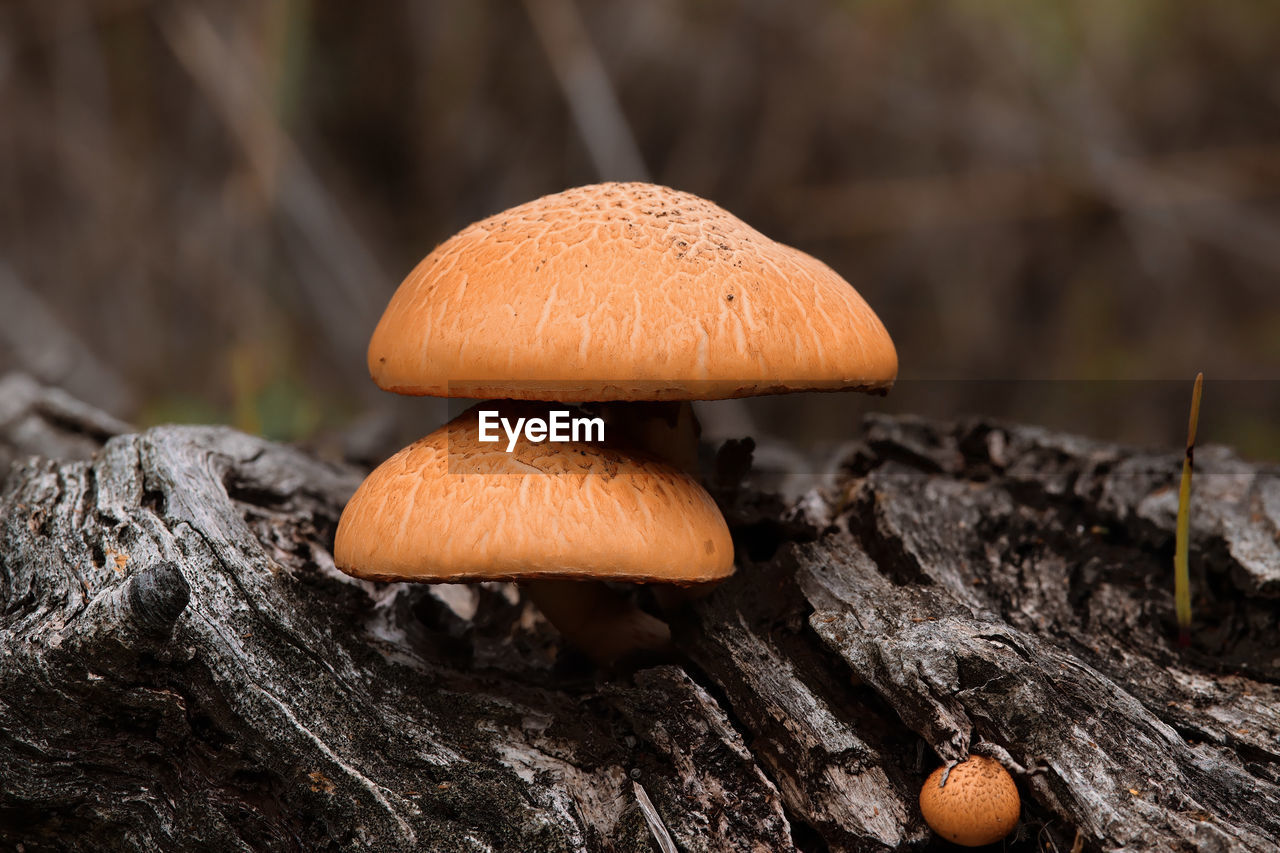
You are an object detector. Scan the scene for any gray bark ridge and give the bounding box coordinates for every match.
[2,380,1279,852]
[799,414,1280,850]
[1,420,793,852]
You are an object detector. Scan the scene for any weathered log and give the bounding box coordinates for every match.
[1,379,1278,851]
[0,371,130,472]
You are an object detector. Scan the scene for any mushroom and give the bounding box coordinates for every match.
[343,182,897,660]
[369,182,896,405]
[919,755,1021,847]
[334,401,732,662]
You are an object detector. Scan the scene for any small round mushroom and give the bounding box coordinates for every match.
[919,755,1020,847]
[334,402,733,663]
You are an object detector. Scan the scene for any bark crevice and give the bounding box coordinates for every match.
[1,375,1278,851]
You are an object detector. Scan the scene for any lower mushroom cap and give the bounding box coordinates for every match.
[334,402,734,584]
[919,755,1021,847]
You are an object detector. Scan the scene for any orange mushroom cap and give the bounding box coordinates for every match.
[333,402,734,584]
[368,182,897,402]
[919,755,1020,847]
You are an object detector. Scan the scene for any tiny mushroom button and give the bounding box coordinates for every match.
[919,754,1021,847]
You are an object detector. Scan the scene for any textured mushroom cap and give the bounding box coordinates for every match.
[368,182,897,401]
[919,755,1021,847]
[333,403,735,583]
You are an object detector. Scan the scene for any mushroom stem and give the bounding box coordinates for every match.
[1174,371,1203,648]
[520,403,717,664]
[607,401,741,615]
[521,579,672,665]
[598,401,702,474]
[600,401,731,613]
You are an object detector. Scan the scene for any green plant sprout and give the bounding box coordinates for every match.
[1175,372,1203,648]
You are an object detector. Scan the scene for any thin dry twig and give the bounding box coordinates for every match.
[156,3,389,387]
[0,262,134,415]
[521,0,648,182]
[632,780,677,853]
[784,143,1280,237]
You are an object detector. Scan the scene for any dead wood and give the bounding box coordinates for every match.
[2,378,1278,852]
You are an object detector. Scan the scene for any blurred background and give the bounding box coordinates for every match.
[1,0,1277,470]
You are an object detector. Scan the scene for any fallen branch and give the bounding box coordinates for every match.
[2,380,1277,851]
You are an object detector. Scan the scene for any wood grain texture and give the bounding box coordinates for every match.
[2,378,1279,851]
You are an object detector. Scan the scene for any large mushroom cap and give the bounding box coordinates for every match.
[919,755,1021,847]
[333,402,734,583]
[369,182,897,402]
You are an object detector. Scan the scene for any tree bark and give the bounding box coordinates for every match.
[1,376,1278,852]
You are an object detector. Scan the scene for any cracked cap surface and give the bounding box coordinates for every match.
[919,755,1021,847]
[368,182,897,401]
[333,402,735,583]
